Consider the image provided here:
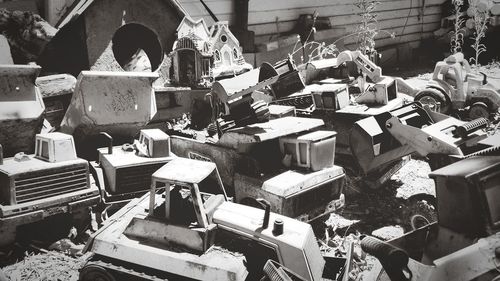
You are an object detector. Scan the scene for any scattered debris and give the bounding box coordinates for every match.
[2,251,84,281]
[371,225,404,241]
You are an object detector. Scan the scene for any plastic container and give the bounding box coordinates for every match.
[279,130,336,171]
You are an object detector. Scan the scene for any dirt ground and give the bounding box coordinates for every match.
[2,62,500,280]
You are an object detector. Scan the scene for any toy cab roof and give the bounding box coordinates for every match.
[218,116,324,148]
[140,129,169,140]
[36,132,73,141]
[152,158,217,184]
[429,156,500,180]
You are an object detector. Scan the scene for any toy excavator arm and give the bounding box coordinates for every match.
[337,50,383,82]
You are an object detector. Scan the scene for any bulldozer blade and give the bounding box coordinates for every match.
[60,71,158,159]
[0,64,45,157]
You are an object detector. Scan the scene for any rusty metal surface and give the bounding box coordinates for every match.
[218,117,324,148]
[0,64,45,157]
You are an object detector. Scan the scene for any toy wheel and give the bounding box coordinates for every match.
[469,102,490,120]
[403,196,437,232]
[251,100,270,123]
[80,264,116,281]
[415,88,450,114]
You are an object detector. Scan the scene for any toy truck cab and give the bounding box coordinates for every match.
[82,158,336,281]
[0,132,100,247]
[362,156,500,281]
[91,129,173,205]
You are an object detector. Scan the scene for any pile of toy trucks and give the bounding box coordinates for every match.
[1,23,499,280]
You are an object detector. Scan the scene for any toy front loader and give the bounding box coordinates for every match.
[350,101,499,178]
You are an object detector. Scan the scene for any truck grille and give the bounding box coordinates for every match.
[290,179,343,218]
[272,94,314,110]
[114,163,166,194]
[14,166,88,204]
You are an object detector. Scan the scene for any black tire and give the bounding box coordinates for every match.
[469,102,490,120]
[415,88,451,114]
[80,264,116,281]
[251,100,270,123]
[402,196,437,232]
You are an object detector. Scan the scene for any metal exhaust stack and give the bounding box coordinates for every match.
[100,132,113,154]
[256,198,271,229]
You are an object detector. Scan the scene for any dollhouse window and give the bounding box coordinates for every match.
[220,34,227,43]
[233,48,238,59]
[214,50,221,61]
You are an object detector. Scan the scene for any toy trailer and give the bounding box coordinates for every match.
[0,133,100,247]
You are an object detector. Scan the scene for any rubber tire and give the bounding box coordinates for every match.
[469,102,490,120]
[403,197,437,232]
[414,88,451,114]
[251,100,270,123]
[80,264,116,281]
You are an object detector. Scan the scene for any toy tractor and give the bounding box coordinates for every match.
[80,158,346,281]
[0,133,100,247]
[361,155,500,281]
[414,52,500,120]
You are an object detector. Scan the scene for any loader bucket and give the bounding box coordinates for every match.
[349,102,434,176]
[0,64,45,157]
[60,71,158,159]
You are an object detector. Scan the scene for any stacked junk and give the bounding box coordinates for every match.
[0,0,499,280]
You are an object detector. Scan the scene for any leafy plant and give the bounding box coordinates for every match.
[354,0,381,56]
[450,0,466,54]
[468,0,490,66]
[290,12,339,63]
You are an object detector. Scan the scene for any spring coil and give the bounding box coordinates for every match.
[453,117,488,138]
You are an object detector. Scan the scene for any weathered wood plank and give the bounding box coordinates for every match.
[254,17,440,45]
[249,7,442,37]
[179,0,446,11]
[180,0,445,24]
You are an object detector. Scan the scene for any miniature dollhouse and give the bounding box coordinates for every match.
[170,16,252,88]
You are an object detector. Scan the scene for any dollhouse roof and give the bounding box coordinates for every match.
[207,21,240,53]
[177,16,210,41]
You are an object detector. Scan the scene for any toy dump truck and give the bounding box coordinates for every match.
[90,129,173,214]
[414,52,500,120]
[0,64,45,157]
[80,158,346,281]
[361,155,500,281]
[60,71,158,159]
[268,51,416,188]
[171,116,345,222]
[209,62,280,132]
[0,132,100,247]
